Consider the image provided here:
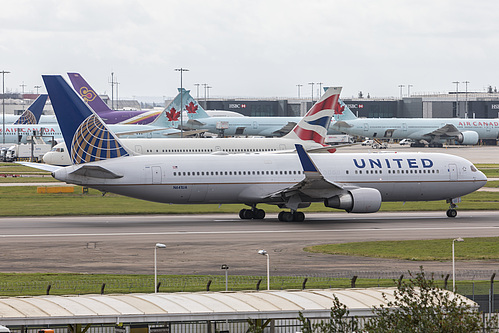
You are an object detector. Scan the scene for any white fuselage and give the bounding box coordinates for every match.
[54,152,486,206]
[334,118,499,142]
[43,137,330,166]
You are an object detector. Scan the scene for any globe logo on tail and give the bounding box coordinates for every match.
[71,114,129,164]
[14,110,36,125]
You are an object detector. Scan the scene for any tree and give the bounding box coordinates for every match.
[297,267,484,333]
[364,267,483,332]
[298,295,359,333]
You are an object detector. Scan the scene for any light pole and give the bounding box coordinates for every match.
[452,237,464,293]
[154,243,166,293]
[308,82,314,103]
[194,83,200,99]
[175,68,189,138]
[20,81,26,111]
[452,81,460,117]
[317,82,323,97]
[221,264,229,291]
[463,81,470,118]
[34,85,41,94]
[258,249,270,290]
[398,84,405,99]
[296,84,302,98]
[407,84,413,97]
[1,71,10,144]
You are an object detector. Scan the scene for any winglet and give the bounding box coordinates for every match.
[295,144,319,172]
[43,75,131,165]
[14,94,48,124]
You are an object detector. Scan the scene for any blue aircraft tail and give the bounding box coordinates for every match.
[14,94,48,125]
[42,75,130,165]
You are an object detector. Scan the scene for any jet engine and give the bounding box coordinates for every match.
[324,188,382,213]
[457,131,479,145]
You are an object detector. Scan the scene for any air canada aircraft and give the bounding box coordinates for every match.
[332,100,499,147]
[169,88,343,137]
[26,75,486,222]
[42,87,342,166]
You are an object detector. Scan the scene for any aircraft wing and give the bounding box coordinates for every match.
[331,120,354,129]
[270,122,297,136]
[69,165,123,179]
[426,123,461,137]
[186,119,206,127]
[264,145,344,207]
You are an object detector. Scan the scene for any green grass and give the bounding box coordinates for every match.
[0,273,489,296]
[304,237,499,261]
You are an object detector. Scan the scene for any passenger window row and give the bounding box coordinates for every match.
[173,170,304,176]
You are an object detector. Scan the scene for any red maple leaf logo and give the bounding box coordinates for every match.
[185,102,198,114]
[166,107,180,121]
[334,103,345,115]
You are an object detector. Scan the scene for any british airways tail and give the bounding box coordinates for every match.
[14,94,48,125]
[283,87,342,145]
[42,75,130,165]
[67,72,113,113]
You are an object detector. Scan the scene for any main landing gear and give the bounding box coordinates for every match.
[239,206,266,220]
[278,210,305,222]
[446,203,458,218]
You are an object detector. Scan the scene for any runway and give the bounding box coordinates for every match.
[0,211,497,278]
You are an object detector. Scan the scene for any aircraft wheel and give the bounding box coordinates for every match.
[446,209,457,218]
[253,209,265,220]
[239,209,253,219]
[278,211,285,221]
[293,211,305,222]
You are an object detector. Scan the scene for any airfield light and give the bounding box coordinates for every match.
[452,237,464,293]
[154,243,167,293]
[258,249,270,290]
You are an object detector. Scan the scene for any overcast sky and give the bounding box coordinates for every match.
[1,0,499,101]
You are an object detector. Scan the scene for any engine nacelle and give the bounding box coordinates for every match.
[324,188,382,213]
[457,131,479,145]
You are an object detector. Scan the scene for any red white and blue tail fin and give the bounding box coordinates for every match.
[283,87,342,145]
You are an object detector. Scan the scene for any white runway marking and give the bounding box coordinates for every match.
[1,226,497,238]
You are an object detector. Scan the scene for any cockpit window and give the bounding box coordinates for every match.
[470,165,477,172]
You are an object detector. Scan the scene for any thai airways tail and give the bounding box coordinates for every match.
[42,75,131,165]
[283,87,342,145]
[67,72,113,114]
[14,94,48,125]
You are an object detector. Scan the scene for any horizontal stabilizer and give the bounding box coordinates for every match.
[16,162,61,173]
[69,165,123,179]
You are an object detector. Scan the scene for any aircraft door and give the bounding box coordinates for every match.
[448,163,458,181]
[253,121,258,129]
[215,146,221,151]
[363,123,369,132]
[134,145,143,154]
[402,123,408,132]
[151,166,162,184]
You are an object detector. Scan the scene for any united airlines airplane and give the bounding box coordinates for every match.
[332,100,499,147]
[26,75,486,222]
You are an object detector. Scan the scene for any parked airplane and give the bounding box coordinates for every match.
[69,73,243,125]
[43,86,342,165]
[0,81,181,144]
[26,75,486,222]
[332,100,499,147]
[13,94,48,125]
[170,88,343,137]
